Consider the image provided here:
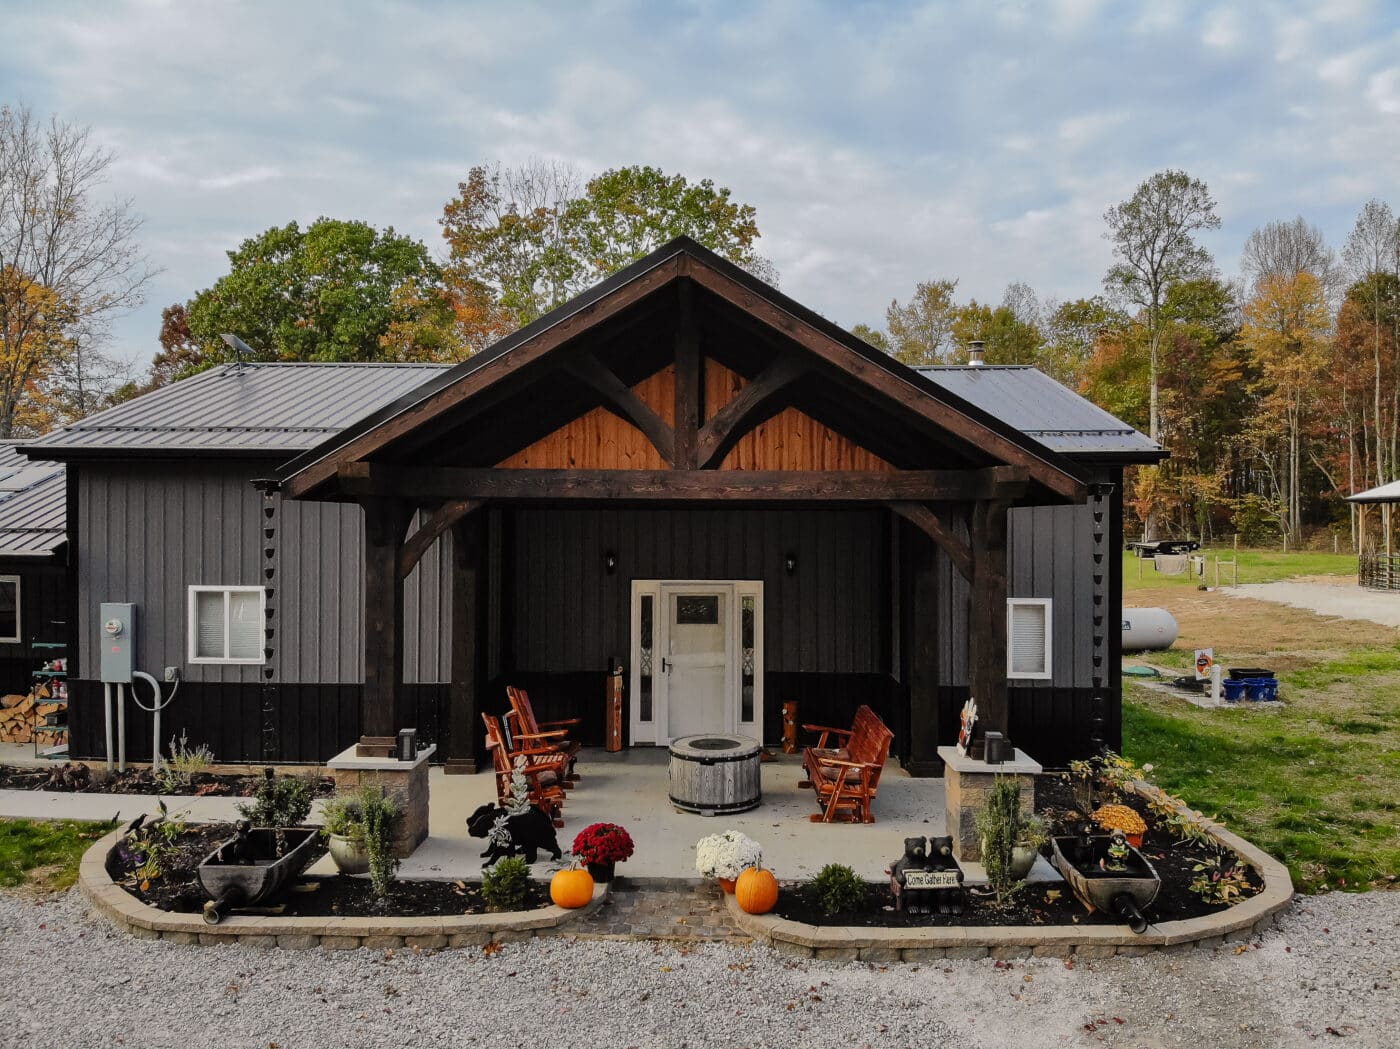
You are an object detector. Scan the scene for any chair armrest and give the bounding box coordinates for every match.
[538,717,581,729]
[801,724,853,737]
[514,729,568,740]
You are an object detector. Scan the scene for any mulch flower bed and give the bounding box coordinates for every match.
[0,762,335,797]
[776,774,1263,929]
[109,821,549,918]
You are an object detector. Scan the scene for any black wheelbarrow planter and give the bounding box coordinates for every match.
[1050,834,1161,934]
[197,821,322,925]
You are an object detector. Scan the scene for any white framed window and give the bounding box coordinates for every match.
[188,586,265,664]
[0,575,19,643]
[1007,598,1052,680]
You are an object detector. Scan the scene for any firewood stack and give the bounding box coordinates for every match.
[0,684,60,744]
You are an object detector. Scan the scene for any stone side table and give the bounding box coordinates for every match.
[327,743,435,858]
[938,745,1042,863]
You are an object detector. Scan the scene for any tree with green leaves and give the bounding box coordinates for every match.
[1103,169,1221,443]
[1040,296,1128,388]
[440,162,774,331]
[175,218,447,370]
[883,279,959,365]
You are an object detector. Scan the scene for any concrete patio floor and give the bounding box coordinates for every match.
[0,743,1060,885]
[321,748,1061,886]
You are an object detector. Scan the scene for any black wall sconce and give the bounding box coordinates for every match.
[604,550,617,575]
[783,552,797,575]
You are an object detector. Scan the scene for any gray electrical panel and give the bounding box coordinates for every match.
[99,602,136,683]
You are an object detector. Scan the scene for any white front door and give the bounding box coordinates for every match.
[630,580,763,745]
[660,585,731,740]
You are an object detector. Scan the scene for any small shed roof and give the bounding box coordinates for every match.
[917,366,1162,462]
[1346,479,1400,504]
[0,442,66,557]
[20,362,449,458]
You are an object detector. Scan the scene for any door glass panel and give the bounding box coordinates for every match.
[638,595,653,723]
[740,595,755,723]
[665,589,727,738]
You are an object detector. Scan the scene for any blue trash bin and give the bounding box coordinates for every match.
[1243,677,1279,701]
[1222,679,1248,703]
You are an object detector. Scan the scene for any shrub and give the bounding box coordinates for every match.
[236,769,314,828]
[155,730,214,793]
[976,776,1027,907]
[482,856,532,911]
[1190,852,1250,905]
[808,863,866,916]
[356,787,400,899]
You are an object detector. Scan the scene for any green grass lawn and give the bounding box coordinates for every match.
[1123,642,1400,894]
[0,818,114,892]
[1124,548,1357,591]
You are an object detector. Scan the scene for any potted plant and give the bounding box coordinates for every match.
[1093,803,1148,848]
[571,822,634,883]
[977,777,1032,906]
[1012,812,1050,880]
[320,785,400,898]
[694,830,762,893]
[320,792,371,875]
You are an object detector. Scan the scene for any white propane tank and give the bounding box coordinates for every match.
[1122,607,1179,650]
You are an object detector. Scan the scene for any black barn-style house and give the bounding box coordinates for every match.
[23,238,1161,774]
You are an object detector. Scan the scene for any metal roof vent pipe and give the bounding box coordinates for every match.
[967,339,986,366]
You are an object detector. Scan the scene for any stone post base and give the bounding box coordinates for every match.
[327,743,436,858]
[938,745,1043,863]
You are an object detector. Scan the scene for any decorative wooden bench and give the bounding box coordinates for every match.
[798,704,894,823]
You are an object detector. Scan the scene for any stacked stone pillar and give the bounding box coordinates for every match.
[327,743,435,858]
[938,745,1042,863]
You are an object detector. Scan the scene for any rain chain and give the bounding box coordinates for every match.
[255,479,279,762]
[1089,481,1113,755]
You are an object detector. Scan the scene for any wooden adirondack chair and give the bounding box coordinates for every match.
[505,685,582,783]
[798,704,894,823]
[481,713,567,827]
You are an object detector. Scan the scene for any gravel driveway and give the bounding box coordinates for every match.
[0,890,1395,1049]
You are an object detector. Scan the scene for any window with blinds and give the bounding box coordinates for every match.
[1007,599,1052,679]
[188,586,266,664]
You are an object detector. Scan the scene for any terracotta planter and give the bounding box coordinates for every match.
[1126,832,1144,849]
[719,877,737,894]
[327,833,370,876]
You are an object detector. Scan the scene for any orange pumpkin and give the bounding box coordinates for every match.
[550,867,595,909]
[735,867,779,915]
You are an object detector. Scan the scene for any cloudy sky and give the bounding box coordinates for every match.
[3,0,1398,367]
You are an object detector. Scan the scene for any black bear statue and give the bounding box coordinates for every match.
[887,835,965,915]
[466,802,562,866]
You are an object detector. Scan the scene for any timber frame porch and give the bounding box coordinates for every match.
[278,237,1091,775]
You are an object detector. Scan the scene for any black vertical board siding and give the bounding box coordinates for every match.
[68,679,372,764]
[0,561,71,695]
[503,507,890,679]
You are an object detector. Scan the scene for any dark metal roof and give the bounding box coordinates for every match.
[20,363,449,459]
[917,366,1163,462]
[0,442,66,556]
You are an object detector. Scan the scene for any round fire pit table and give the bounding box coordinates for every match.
[668,734,763,815]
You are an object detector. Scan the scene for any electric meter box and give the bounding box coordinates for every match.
[99,602,136,683]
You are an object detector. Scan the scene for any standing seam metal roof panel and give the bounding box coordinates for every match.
[0,441,66,555]
[917,366,1161,459]
[20,363,452,455]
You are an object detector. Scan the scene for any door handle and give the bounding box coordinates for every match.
[661,658,673,674]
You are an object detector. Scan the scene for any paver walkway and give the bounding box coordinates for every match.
[571,879,748,942]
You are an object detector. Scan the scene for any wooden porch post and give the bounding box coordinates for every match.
[360,496,409,746]
[969,499,1010,739]
[904,522,942,776]
[444,515,481,773]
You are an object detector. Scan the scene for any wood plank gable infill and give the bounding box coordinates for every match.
[498,362,892,472]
